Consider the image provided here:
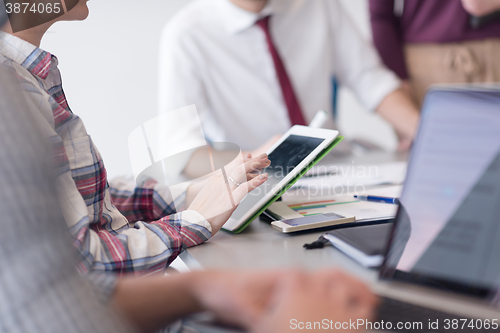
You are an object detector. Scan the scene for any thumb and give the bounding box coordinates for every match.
[232,173,268,204]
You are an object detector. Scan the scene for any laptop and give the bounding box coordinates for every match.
[372,86,500,332]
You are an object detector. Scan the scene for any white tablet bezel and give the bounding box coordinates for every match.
[271,215,355,233]
[222,125,339,232]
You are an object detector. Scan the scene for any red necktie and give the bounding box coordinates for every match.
[256,16,306,126]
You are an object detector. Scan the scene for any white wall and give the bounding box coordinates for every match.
[42,0,193,177]
[42,0,397,179]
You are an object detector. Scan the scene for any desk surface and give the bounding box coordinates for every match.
[181,151,500,319]
[182,212,377,278]
[182,150,405,279]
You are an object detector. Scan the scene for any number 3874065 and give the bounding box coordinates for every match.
[5,2,62,14]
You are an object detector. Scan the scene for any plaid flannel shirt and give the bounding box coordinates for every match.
[0,64,133,333]
[0,32,212,275]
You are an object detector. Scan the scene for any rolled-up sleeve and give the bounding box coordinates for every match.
[79,209,212,274]
[109,175,191,223]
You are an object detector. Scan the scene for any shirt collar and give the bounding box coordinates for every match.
[218,0,280,35]
[0,31,53,80]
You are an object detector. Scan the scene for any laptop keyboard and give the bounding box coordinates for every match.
[377,297,492,332]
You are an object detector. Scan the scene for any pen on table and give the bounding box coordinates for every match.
[354,195,400,205]
[309,110,328,128]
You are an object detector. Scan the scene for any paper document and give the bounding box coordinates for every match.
[293,161,407,190]
[269,195,358,219]
[268,191,399,222]
[330,201,397,222]
[358,185,403,198]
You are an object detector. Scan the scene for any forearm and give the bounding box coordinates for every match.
[112,272,204,333]
[461,0,500,16]
[78,215,210,274]
[376,88,420,141]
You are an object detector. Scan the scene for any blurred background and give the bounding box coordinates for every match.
[42,0,397,179]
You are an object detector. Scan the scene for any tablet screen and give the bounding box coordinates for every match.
[230,135,325,220]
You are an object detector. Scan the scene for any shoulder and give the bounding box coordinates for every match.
[276,0,344,25]
[162,0,222,43]
[0,55,41,91]
[0,55,57,130]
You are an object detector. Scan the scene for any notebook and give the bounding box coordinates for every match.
[322,223,392,268]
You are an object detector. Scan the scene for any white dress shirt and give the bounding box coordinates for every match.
[159,0,400,151]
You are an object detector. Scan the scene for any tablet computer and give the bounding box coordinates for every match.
[222,126,342,233]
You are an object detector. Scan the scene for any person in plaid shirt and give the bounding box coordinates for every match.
[0,58,378,333]
[0,1,271,276]
[0,3,378,333]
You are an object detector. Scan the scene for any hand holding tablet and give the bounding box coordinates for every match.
[188,153,271,235]
[222,126,342,233]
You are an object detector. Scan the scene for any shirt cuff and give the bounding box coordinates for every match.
[176,210,212,247]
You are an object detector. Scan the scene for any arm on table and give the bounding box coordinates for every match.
[368,0,415,101]
[80,155,270,273]
[253,270,378,333]
[112,270,282,332]
[376,88,420,151]
[329,2,419,150]
[112,270,377,333]
[77,210,212,274]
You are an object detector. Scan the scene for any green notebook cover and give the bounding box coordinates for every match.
[223,136,344,234]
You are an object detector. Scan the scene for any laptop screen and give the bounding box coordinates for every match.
[381,87,500,298]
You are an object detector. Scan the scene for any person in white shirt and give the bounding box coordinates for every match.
[159,0,420,166]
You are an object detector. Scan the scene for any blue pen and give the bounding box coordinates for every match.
[354,195,399,204]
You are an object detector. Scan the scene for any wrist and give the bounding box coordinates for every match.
[186,184,196,207]
[111,274,207,332]
[183,271,210,313]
